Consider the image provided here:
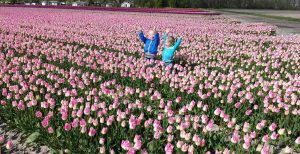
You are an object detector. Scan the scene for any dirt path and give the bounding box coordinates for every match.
[216,9,300,35]
[0,121,50,154]
[223,9,300,19]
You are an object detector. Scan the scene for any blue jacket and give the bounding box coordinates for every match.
[162,33,181,63]
[139,31,160,55]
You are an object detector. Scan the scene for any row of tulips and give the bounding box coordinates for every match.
[0,7,300,154]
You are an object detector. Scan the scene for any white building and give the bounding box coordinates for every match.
[106,2,113,7]
[49,1,58,5]
[121,1,132,8]
[72,2,78,6]
[72,1,88,6]
[41,1,47,5]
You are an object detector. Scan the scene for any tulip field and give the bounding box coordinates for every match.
[0,7,300,154]
[0,5,220,15]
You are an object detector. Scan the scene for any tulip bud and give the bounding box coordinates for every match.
[278,128,285,135]
[6,140,13,150]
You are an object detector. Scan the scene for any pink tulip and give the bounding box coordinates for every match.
[129,115,141,129]
[214,108,221,115]
[243,142,250,150]
[121,140,131,150]
[167,126,173,133]
[205,120,214,131]
[80,119,86,127]
[231,131,240,144]
[180,143,188,152]
[271,132,278,140]
[88,127,96,137]
[154,131,162,139]
[175,96,181,103]
[101,127,108,135]
[295,136,300,144]
[250,131,257,139]
[268,123,277,131]
[42,119,49,128]
[64,123,71,131]
[261,146,270,154]
[99,138,105,145]
[127,148,136,154]
[6,140,13,150]
[262,135,269,143]
[243,134,252,143]
[165,143,174,154]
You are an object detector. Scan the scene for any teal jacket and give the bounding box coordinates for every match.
[162,33,182,63]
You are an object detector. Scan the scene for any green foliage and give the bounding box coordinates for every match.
[26,132,41,144]
[132,0,300,9]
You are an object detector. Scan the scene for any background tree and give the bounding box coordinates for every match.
[168,0,177,7]
[32,0,40,4]
[88,0,94,5]
[9,0,17,4]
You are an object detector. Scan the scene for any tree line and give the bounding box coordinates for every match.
[2,0,300,9]
[133,0,299,9]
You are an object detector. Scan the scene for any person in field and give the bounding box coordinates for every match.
[137,26,160,61]
[162,29,182,67]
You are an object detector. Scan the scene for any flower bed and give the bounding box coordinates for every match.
[0,7,300,154]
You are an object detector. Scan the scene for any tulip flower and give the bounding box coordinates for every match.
[6,140,13,150]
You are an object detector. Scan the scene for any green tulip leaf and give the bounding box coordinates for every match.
[26,132,40,143]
